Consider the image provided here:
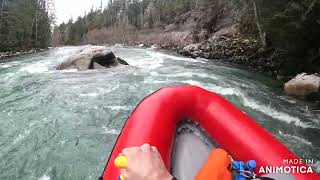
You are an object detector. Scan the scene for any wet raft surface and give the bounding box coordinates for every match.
[171,123,295,180]
[0,46,319,179]
[171,123,214,180]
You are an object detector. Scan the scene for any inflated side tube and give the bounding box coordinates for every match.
[101,86,318,180]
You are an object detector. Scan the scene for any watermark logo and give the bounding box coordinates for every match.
[258,159,315,174]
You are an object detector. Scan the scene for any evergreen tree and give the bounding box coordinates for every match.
[0,0,54,51]
[52,0,215,44]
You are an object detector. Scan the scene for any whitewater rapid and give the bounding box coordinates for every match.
[0,46,319,179]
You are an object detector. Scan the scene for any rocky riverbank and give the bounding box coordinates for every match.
[91,10,292,82]
[176,37,286,80]
[113,35,320,106]
[0,48,48,60]
[122,35,287,81]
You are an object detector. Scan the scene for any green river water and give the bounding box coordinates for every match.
[0,46,319,180]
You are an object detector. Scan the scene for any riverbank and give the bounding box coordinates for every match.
[99,36,320,107]
[0,48,48,60]
[135,36,286,80]
[98,32,288,81]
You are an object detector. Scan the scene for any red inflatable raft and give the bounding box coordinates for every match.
[101,86,319,180]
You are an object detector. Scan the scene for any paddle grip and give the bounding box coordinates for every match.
[114,155,128,180]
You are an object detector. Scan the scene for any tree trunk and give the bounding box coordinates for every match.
[141,1,143,27]
[28,0,39,48]
[252,0,266,48]
[35,11,38,46]
[303,0,317,20]
[0,0,5,31]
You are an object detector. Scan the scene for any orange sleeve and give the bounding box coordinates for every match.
[195,148,232,180]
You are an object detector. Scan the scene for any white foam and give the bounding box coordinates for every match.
[100,85,120,94]
[196,73,218,79]
[12,129,30,145]
[278,131,312,146]
[208,83,310,128]
[0,64,12,68]
[183,80,240,96]
[150,71,159,76]
[208,86,241,96]
[279,96,297,104]
[79,93,98,97]
[148,63,163,70]
[241,94,309,128]
[59,140,66,145]
[38,174,50,180]
[182,80,205,87]
[152,51,206,63]
[144,78,171,84]
[20,62,49,73]
[107,105,131,111]
[166,72,218,80]
[182,80,309,128]
[126,50,205,70]
[127,51,164,69]
[59,69,78,73]
[102,126,120,135]
[2,72,15,82]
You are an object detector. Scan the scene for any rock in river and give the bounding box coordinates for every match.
[284,73,320,96]
[56,46,129,71]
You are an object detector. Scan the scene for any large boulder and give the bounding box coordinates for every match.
[181,43,202,57]
[213,24,239,37]
[284,73,320,96]
[56,46,129,71]
[182,43,200,52]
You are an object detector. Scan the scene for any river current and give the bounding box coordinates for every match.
[0,46,319,179]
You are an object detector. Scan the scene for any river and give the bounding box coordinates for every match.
[0,46,319,180]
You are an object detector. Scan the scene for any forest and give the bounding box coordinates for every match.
[52,0,213,45]
[0,0,54,51]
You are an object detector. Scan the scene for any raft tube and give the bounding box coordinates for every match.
[101,86,319,180]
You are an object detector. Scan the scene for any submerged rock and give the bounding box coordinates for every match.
[284,73,320,96]
[56,46,129,71]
